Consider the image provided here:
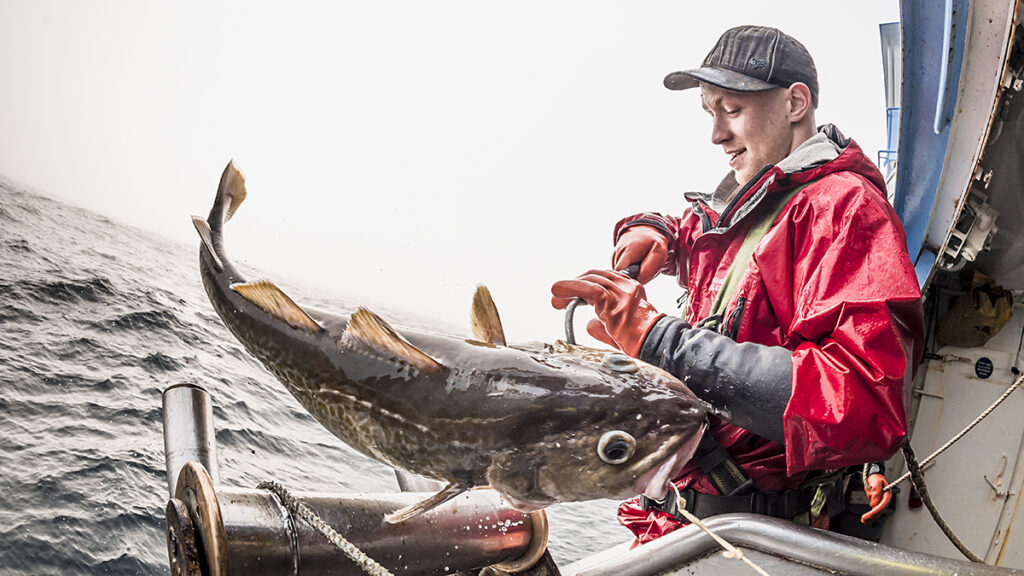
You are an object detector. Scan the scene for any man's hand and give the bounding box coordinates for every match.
[612,226,670,285]
[551,269,664,357]
[861,473,892,524]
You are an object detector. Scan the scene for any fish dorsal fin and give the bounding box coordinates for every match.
[221,160,247,222]
[230,280,323,334]
[346,308,444,374]
[384,482,467,524]
[470,285,506,346]
[191,216,223,271]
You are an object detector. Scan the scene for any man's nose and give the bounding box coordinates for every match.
[711,117,729,145]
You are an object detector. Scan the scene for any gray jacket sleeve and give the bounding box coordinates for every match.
[639,316,793,444]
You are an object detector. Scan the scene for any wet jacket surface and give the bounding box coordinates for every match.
[615,125,925,543]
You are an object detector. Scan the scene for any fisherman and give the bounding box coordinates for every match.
[551,25,925,543]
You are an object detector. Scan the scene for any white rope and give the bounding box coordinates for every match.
[671,484,771,576]
[258,481,395,576]
[886,371,1024,491]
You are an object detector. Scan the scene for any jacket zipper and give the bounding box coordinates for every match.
[725,297,746,340]
[688,165,774,327]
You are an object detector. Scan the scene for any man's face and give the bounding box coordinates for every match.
[700,83,795,186]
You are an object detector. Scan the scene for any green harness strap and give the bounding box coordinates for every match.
[690,181,806,496]
[695,180,850,520]
[701,182,811,332]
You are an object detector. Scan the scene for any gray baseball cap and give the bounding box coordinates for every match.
[664,25,819,107]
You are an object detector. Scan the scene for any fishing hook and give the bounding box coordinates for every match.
[564,264,640,345]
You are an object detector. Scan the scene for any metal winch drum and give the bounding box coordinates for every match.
[161,383,549,576]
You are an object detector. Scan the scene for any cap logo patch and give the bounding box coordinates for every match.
[748,57,767,69]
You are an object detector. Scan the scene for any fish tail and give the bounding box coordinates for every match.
[209,160,247,234]
[191,160,247,272]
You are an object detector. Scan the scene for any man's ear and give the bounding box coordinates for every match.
[787,83,813,123]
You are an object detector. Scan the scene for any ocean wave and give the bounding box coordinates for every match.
[0,191,41,219]
[0,523,165,576]
[139,352,184,372]
[49,336,108,362]
[1,277,117,305]
[108,405,162,425]
[0,396,52,423]
[0,303,44,325]
[3,238,30,252]
[90,309,186,335]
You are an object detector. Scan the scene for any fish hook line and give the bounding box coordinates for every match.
[258,481,395,576]
[875,370,1024,564]
[899,442,983,563]
[670,484,771,576]
[886,369,1024,492]
[564,264,641,345]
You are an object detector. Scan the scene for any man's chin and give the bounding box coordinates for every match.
[733,168,759,187]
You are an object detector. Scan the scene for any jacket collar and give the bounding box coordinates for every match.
[685,124,882,232]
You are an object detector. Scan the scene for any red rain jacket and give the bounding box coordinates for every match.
[615,127,924,543]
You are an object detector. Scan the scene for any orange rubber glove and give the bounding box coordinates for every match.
[612,226,670,285]
[551,269,665,357]
[861,473,892,524]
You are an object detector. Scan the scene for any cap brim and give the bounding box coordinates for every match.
[664,67,779,92]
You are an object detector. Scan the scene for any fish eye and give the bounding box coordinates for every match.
[602,353,638,374]
[597,430,636,465]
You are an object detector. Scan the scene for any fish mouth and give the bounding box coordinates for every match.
[634,451,682,501]
[632,431,702,501]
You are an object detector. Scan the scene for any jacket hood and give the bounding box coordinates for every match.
[777,125,844,175]
[786,124,886,191]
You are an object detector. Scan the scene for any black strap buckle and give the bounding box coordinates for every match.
[640,487,685,521]
[643,485,815,522]
[695,432,754,496]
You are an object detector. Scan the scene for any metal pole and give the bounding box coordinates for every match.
[161,390,549,575]
[221,488,540,574]
[168,461,547,576]
[162,383,218,497]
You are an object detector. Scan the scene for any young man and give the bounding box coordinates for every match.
[551,26,924,542]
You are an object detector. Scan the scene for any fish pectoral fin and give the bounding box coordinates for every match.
[470,285,507,346]
[384,483,467,524]
[345,308,444,374]
[191,216,223,271]
[230,280,323,334]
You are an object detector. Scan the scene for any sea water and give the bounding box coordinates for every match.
[0,179,626,575]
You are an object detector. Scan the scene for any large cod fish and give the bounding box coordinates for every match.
[193,161,706,522]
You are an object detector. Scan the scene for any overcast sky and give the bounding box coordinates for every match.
[0,1,900,345]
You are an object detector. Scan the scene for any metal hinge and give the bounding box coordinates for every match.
[937,188,1000,272]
